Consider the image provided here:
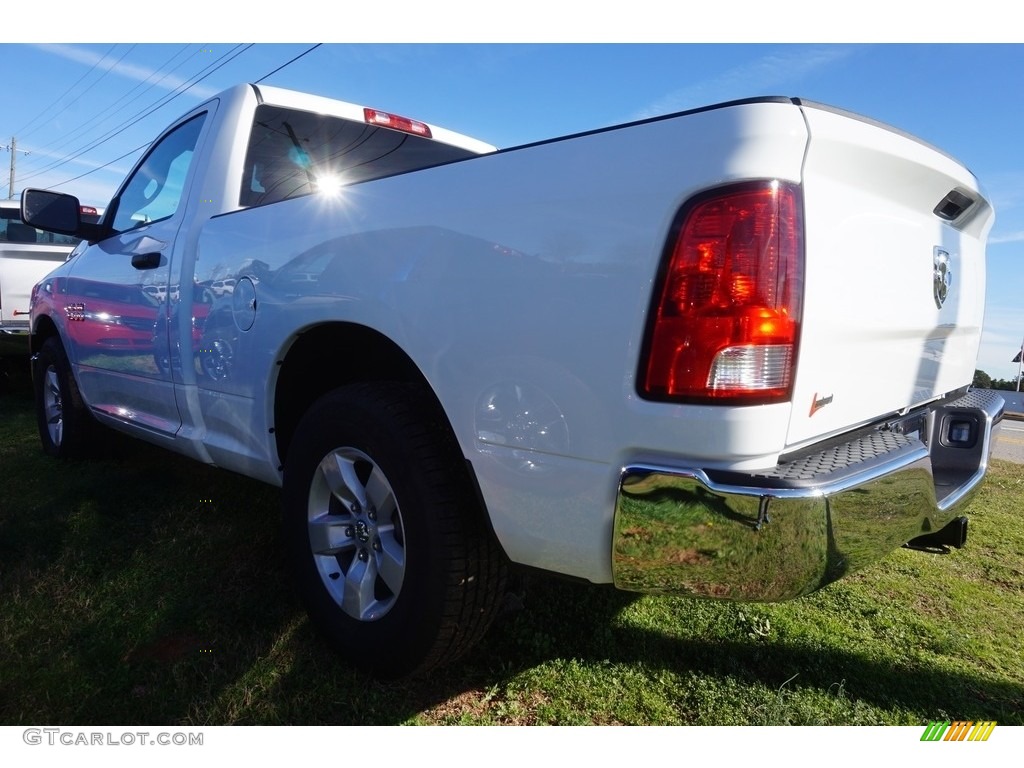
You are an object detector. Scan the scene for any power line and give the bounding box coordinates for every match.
[42,141,150,190]
[14,43,118,138]
[22,44,249,182]
[33,45,140,140]
[255,43,323,83]
[23,44,254,186]
[26,42,325,194]
[20,44,198,169]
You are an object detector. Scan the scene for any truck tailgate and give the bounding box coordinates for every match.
[786,102,994,450]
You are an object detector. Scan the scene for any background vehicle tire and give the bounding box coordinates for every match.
[32,336,93,459]
[283,382,507,678]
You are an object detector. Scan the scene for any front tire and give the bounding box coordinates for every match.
[283,382,507,678]
[32,336,93,459]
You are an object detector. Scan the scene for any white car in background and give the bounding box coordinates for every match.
[0,199,101,356]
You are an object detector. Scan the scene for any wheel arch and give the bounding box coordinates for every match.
[273,321,450,466]
[30,313,60,357]
[272,321,507,564]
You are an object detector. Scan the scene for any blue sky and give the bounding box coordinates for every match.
[1,38,1021,380]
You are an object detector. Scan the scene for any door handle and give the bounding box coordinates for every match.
[131,252,162,270]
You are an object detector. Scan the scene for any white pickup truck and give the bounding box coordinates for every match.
[23,84,1004,677]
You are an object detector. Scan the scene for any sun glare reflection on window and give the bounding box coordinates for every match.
[314,174,345,198]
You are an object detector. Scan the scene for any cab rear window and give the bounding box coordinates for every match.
[240,104,477,208]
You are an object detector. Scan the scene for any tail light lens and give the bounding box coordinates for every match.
[640,180,803,404]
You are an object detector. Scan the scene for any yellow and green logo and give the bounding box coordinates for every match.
[921,721,997,742]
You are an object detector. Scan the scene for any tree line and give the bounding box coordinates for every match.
[973,370,1022,390]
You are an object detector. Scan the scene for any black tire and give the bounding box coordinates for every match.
[283,382,507,678]
[32,336,94,459]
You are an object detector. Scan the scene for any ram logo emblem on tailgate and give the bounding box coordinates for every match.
[934,248,952,309]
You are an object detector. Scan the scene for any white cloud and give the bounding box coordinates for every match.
[35,44,219,100]
[989,231,1024,245]
[632,46,860,120]
[983,173,1024,247]
[20,144,137,178]
[980,171,1024,211]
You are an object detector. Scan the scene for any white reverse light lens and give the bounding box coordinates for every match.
[707,345,793,391]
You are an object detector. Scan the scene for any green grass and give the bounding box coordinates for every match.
[1,374,1022,725]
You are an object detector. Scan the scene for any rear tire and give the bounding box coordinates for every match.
[33,336,94,459]
[283,382,507,678]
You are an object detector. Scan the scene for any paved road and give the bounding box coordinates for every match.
[972,389,1024,464]
[994,390,1024,415]
[994,418,1024,464]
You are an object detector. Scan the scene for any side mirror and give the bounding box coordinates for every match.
[21,188,81,235]
[21,188,105,242]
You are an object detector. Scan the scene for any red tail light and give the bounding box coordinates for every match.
[640,181,803,404]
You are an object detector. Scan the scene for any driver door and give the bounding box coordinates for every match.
[67,111,207,436]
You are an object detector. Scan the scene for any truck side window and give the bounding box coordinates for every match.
[111,113,207,234]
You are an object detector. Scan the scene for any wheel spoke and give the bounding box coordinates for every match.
[43,368,63,446]
[45,369,60,399]
[308,514,355,556]
[319,452,368,511]
[341,555,379,620]
[364,465,395,516]
[376,530,405,594]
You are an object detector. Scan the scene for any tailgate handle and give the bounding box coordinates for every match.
[131,252,162,270]
[933,189,974,221]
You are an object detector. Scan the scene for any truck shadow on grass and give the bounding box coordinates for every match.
[0,432,299,724]
[3,476,1022,724]
[446,577,1024,725]
[269,573,1018,726]
[2,387,1021,725]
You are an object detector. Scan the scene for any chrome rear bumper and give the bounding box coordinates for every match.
[612,389,1004,601]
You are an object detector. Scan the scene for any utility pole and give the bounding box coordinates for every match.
[1013,335,1024,392]
[4,137,29,199]
[1018,334,1023,392]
